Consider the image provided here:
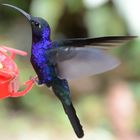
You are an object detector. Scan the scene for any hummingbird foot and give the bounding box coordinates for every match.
[29,76,45,87]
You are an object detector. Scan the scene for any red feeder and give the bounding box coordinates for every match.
[0,46,35,99]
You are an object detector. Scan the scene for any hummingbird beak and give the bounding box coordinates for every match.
[2,4,32,21]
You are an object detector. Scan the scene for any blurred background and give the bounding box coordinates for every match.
[0,0,140,140]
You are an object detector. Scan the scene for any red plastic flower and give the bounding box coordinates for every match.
[0,46,35,99]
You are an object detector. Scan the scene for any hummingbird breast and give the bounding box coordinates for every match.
[31,41,55,85]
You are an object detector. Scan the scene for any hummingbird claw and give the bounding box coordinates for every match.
[29,75,38,83]
[29,76,44,87]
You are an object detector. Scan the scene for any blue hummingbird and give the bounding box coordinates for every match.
[2,4,136,138]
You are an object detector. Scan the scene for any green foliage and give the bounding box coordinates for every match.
[84,4,127,36]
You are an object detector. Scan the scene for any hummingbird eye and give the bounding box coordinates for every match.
[35,22,41,29]
[31,21,41,29]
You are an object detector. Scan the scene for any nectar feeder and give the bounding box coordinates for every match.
[0,46,35,99]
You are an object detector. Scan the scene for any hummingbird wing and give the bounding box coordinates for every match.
[52,36,136,49]
[49,36,136,79]
[47,47,119,79]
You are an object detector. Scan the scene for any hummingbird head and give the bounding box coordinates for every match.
[30,17,51,43]
[2,4,51,43]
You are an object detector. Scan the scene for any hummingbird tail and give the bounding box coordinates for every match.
[51,78,84,138]
[62,102,84,138]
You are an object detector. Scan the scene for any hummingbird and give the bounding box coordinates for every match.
[2,4,136,138]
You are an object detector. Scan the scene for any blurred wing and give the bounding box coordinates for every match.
[47,47,120,80]
[52,36,136,49]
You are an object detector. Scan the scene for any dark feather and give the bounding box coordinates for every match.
[62,103,84,138]
[46,47,120,79]
[51,79,84,138]
[52,36,137,49]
